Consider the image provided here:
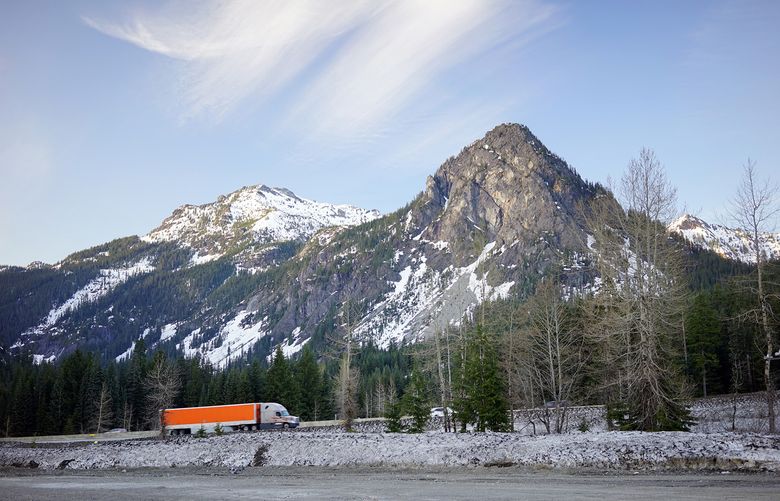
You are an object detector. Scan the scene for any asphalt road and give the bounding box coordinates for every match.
[1,467,778,500]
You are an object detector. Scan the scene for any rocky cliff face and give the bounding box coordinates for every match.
[3,124,605,367]
[226,124,603,355]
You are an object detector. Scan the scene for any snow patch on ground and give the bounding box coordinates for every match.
[179,313,268,369]
[2,431,778,472]
[159,323,179,343]
[31,354,56,365]
[281,336,309,359]
[115,328,152,362]
[356,242,515,347]
[190,252,221,266]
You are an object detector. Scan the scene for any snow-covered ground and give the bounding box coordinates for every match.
[508,393,778,436]
[178,312,269,369]
[3,393,777,472]
[1,430,778,472]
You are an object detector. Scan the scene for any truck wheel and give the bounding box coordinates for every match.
[283,423,290,429]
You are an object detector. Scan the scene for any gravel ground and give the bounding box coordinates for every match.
[2,467,780,500]
[1,430,779,473]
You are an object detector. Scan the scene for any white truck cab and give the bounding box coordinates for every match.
[260,402,300,429]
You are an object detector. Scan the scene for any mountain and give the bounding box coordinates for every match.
[2,123,605,368]
[142,184,380,270]
[669,214,780,264]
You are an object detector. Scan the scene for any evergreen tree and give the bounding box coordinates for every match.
[248,360,266,402]
[296,346,322,421]
[686,293,722,397]
[403,367,429,433]
[266,347,300,413]
[125,340,148,430]
[385,399,404,433]
[455,323,510,432]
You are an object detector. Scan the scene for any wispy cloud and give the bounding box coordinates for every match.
[84,0,558,134]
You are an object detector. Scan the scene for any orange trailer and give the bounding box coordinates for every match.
[162,402,299,435]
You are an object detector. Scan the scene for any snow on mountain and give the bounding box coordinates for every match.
[669,214,780,264]
[22,258,155,339]
[178,311,270,369]
[355,240,515,348]
[142,185,381,259]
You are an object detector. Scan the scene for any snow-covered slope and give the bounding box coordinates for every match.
[669,214,780,264]
[355,241,515,348]
[142,185,381,259]
[13,258,156,361]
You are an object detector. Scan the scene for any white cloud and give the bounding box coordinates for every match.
[84,0,558,132]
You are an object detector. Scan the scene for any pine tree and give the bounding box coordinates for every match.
[454,323,510,432]
[125,340,148,430]
[686,293,722,397]
[385,398,404,433]
[403,367,429,433]
[296,346,322,421]
[266,346,300,413]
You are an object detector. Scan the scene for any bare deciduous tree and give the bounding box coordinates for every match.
[145,356,181,432]
[90,381,114,433]
[525,279,585,433]
[586,148,690,430]
[730,159,779,433]
[329,300,361,431]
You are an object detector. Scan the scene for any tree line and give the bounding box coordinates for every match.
[0,340,412,437]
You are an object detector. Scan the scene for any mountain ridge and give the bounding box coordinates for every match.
[669,213,780,264]
[1,123,748,369]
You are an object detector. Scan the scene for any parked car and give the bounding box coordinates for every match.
[430,407,454,418]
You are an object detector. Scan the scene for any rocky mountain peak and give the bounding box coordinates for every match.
[417,123,595,263]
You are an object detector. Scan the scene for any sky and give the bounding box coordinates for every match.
[1,0,778,266]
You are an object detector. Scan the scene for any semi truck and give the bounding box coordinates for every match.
[162,402,299,435]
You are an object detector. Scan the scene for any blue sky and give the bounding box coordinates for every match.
[1,0,778,266]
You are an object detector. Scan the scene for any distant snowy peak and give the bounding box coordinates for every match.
[669,214,780,264]
[142,184,381,256]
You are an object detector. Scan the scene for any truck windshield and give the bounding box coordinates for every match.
[280,410,289,416]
